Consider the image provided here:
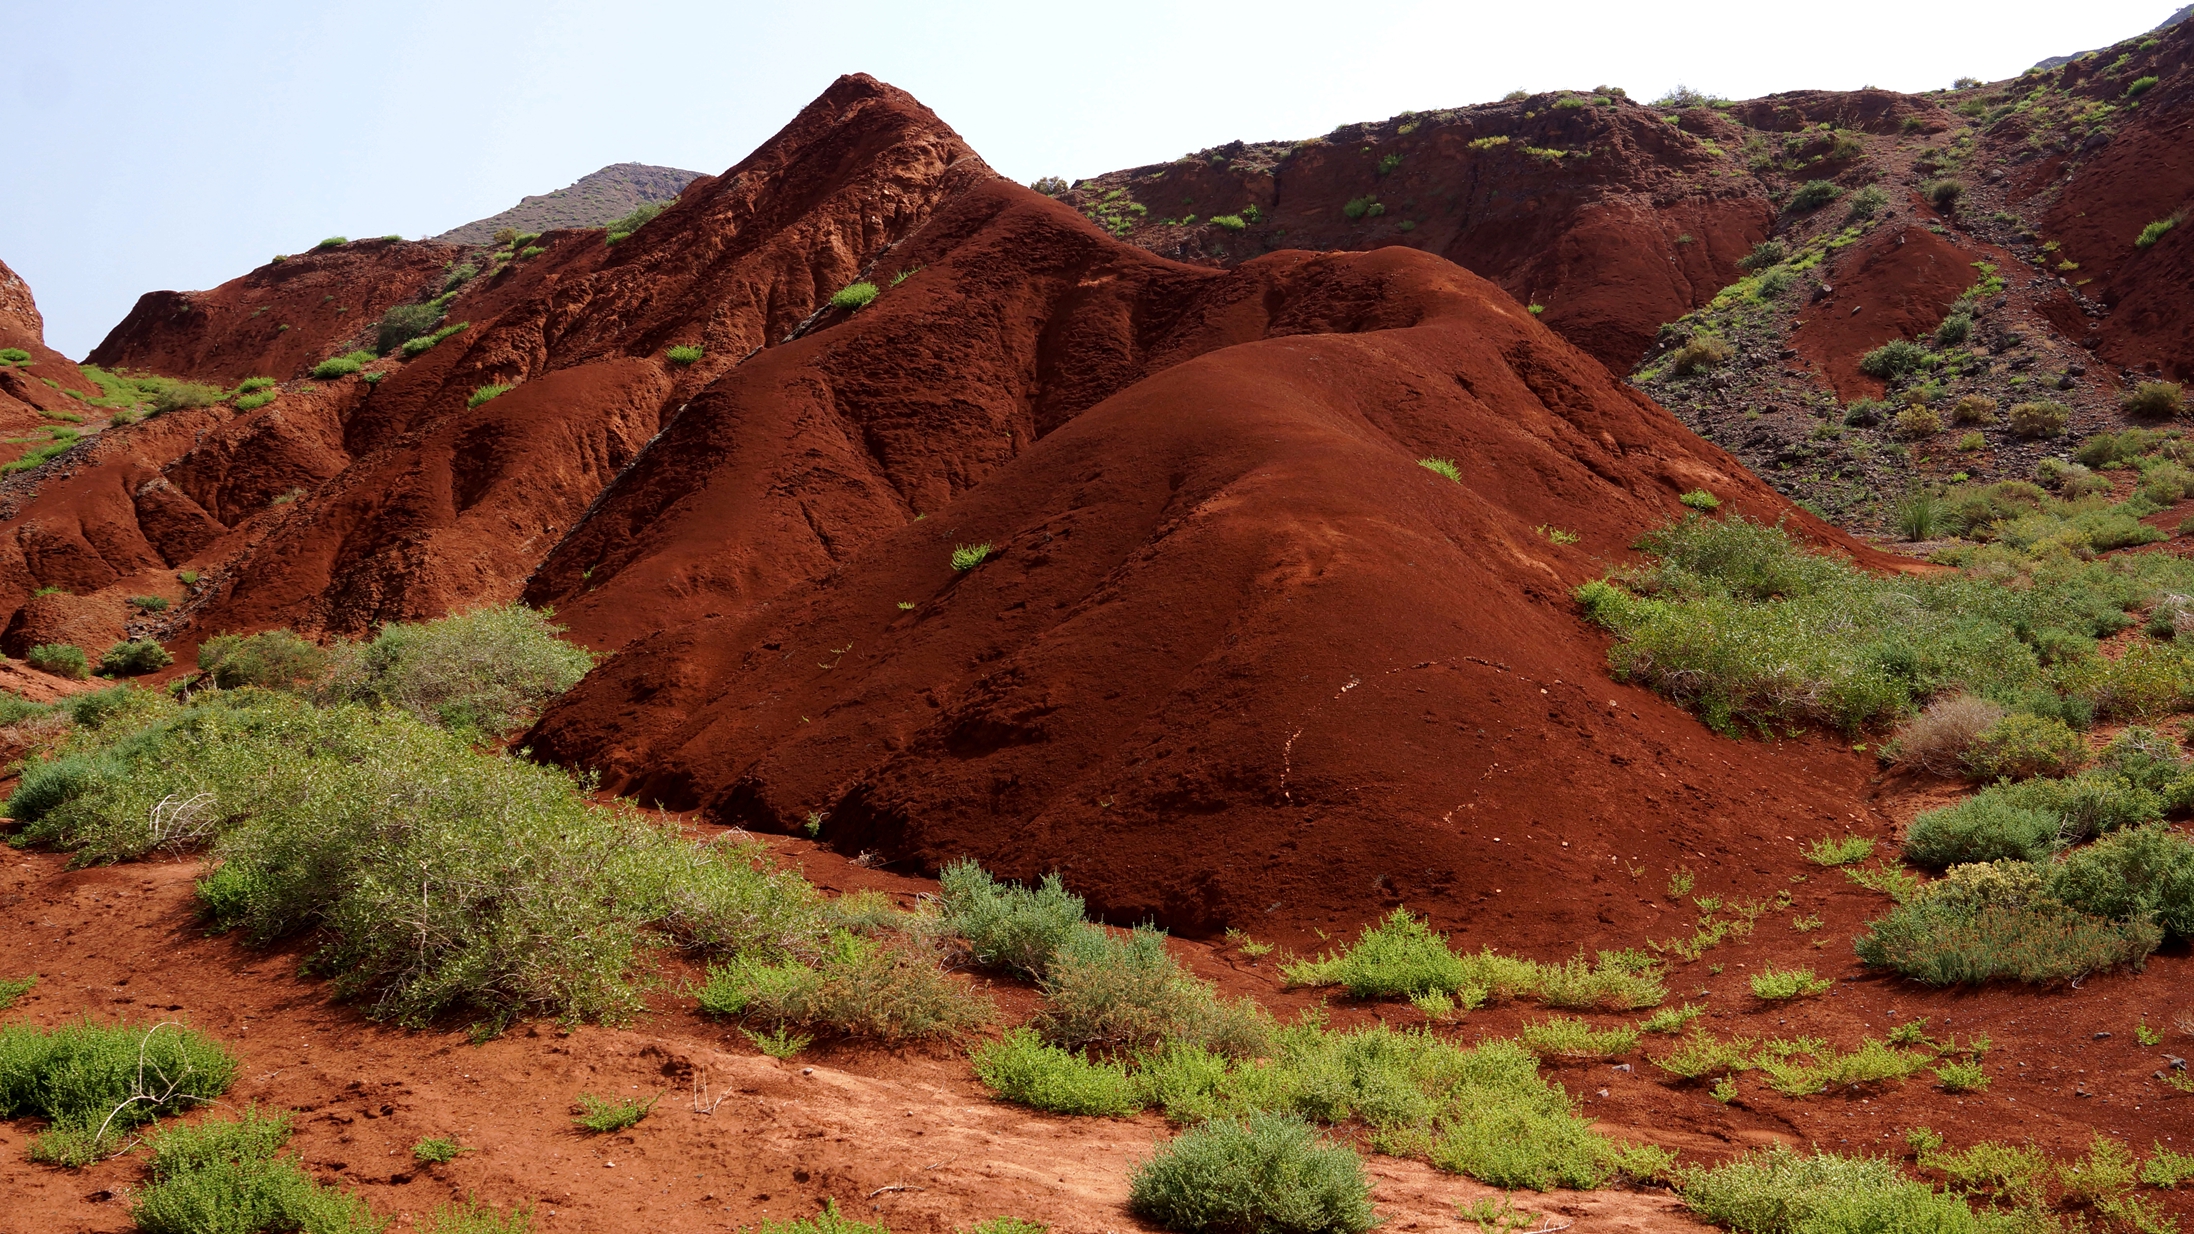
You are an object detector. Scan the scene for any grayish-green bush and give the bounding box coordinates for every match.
[1129,1114,1377,1234]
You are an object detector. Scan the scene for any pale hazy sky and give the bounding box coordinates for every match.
[3,0,2177,357]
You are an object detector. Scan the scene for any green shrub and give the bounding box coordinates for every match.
[2127,75,2161,98]
[517,245,546,260]
[1737,241,1788,271]
[1419,457,1462,482]
[467,383,512,407]
[412,1135,467,1164]
[2137,216,2178,248]
[1961,712,2085,780]
[1805,835,1874,866]
[234,390,276,411]
[1282,908,1476,999]
[1518,1016,1639,1058]
[1342,196,1384,220]
[951,543,993,571]
[1667,335,1733,376]
[1788,180,1843,211]
[314,237,347,250]
[1680,1145,1994,1233]
[323,604,593,736]
[1893,405,1943,439]
[751,1199,883,1234]
[0,347,30,364]
[697,930,990,1041]
[1209,214,1247,231]
[2007,400,2068,438]
[603,201,665,244]
[134,376,227,415]
[2124,381,2185,419]
[1129,1114,1376,1234]
[0,974,35,1010]
[401,321,470,357]
[1844,185,1890,222]
[27,643,88,679]
[376,303,445,355]
[198,629,330,690]
[1860,339,1931,379]
[1948,393,1994,424]
[1854,895,2161,984]
[830,282,880,310]
[310,350,376,380]
[572,1091,656,1133]
[442,263,478,292]
[133,1106,381,1234]
[1924,179,1965,211]
[1678,489,1721,511]
[99,639,173,677]
[971,1027,1142,1116]
[419,1196,532,1234]
[938,861,1087,977]
[1748,966,1831,1000]
[1904,792,2063,867]
[0,1020,237,1164]
[1934,1060,1988,1092]
[2044,823,2194,936]
[666,345,704,365]
[1039,925,1266,1056]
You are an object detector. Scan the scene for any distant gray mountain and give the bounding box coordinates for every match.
[434,162,703,244]
[2033,4,2190,69]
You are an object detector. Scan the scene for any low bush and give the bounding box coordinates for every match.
[321,604,593,737]
[314,237,347,250]
[2124,381,2185,419]
[1667,335,1734,377]
[376,303,445,355]
[1518,1016,1639,1058]
[2007,400,2069,438]
[1038,925,1267,1056]
[572,1091,656,1133]
[27,643,88,679]
[2127,75,2161,98]
[1680,1144,1993,1233]
[1892,405,1943,439]
[1208,214,1247,231]
[1342,196,1383,220]
[198,629,329,690]
[970,1027,1141,1116]
[951,543,993,571]
[938,861,1087,977]
[1748,966,1831,1000]
[1904,791,2067,867]
[604,201,665,244]
[1924,179,1965,211]
[1960,712,2086,781]
[132,1105,381,1234]
[1859,339,1931,380]
[99,639,173,677]
[136,376,227,415]
[1128,1114,1377,1234]
[1854,894,2161,984]
[412,1135,467,1164]
[1678,489,1720,512]
[442,262,478,292]
[1948,393,1995,424]
[310,351,376,380]
[1806,835,1874,866]
[0,1020,237,1164]
[1418,457,1462,482]
[1788,180,1843,211]
[666,345,704,365]
[0,347,29,364]
[697,930,991,1041]
[234,390,276,411]
[1281,908,1474,999]
[467,384,512,407]
[418,1197,533,1234]
[2044,823,2194,936]
[1845,185,1890,222]
[1737,241,1788,271]
[1936,313,1974,347]
[2137,216,2179,249]
[401,321,470,357]
[1888,694,2004,775]
[830,282,880,311]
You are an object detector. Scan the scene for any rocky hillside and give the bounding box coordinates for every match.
[433,161,702,245]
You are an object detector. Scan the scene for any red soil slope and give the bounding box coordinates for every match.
[0,257,102,460]
[521,225,1891,940]
[2033,25,2194,379]
[1059,98,1780,372]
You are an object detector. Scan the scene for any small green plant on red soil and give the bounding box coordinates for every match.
[2136,215,2178,248]
[467,383,512,407]
[697,930,992,1042]
[132,1105,381,1234]
[0,974,35,1010]
[830,281,880,310]
[1788,180,1842,211]
[417,1196,534,1234]
[2127,74,2161,98]
[2124,381,2185,418]
[604,202,666,244]
[750,1198,884,1234]
[0,1020,237,1165]
[666,345,703,365]
[311,350,376,380]
[26,643,87,679]
[411,1135,471,1164]
[1748,966,1832,1000]
[1518,1016,1639,1059]
[571,1091,657,1133]
[402,321,470,357]
[1639,1003,1706,1034]
[98,640,173,677]
[741,1025,813,1059]
[1129,1114,1376,1234]
[1805,835,1873,866]
[951,542,992,570]
[1419,457,1462,482]
[314,237,347,250]
[1667,335,1733,377]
